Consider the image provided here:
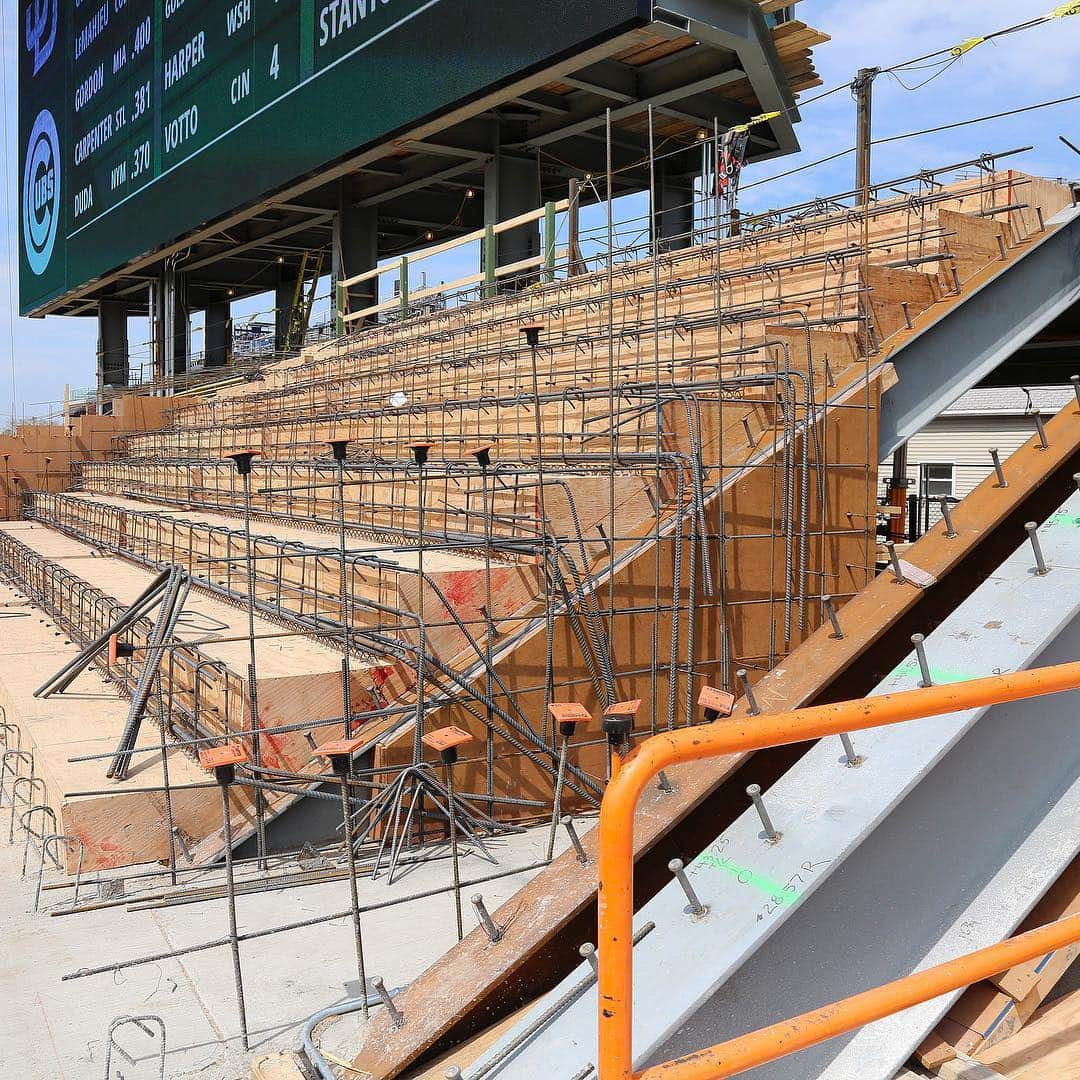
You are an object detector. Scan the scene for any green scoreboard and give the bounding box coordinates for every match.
[19,0,647,315]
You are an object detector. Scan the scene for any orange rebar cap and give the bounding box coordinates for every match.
[421,726,474,753]
[199,744,248,771]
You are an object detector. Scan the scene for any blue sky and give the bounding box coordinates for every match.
[3,0,1078,426]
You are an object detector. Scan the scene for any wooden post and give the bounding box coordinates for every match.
[543,201,557,282]
[854,67,876,205]
[567,178,582,276]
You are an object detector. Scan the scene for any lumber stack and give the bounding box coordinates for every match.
[916,856,1080,1070]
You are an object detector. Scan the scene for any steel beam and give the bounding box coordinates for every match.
[879,205,1080,458]
[471,495,1080,1077]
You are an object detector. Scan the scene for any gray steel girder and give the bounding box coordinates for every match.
[469,496,1080,1079]
[879,204,1080,458]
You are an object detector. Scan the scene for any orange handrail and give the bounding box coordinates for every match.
[597,661,1080,1079]
[636,911,1080,1079]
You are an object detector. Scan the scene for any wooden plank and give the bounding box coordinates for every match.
[977,988,1080,1078]
[924,856,1080,1062]
[249,1052,309,1079]
[936,1057,1009,1079]
[990,856,1080,1000]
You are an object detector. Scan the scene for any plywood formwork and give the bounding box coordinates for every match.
[0,161,1072,1080]
[0,393,194,520]
[0,522,373,865]
[340,393,1080,1079]
[117,176,1059,463]
[23,490,545,671]
[0,579,219,873]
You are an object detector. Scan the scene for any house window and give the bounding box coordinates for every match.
[921,463,955,499]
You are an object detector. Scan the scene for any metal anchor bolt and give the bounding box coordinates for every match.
[1033,410,1049,450]
[1025,522,1050,575]
[656,769,674,793]
[747,783,781,843]
[372,977,404,1029]
[579,942,598,973]
[737,668,759,715]
[445,1068,463,1080]
[170,826,193,864]
[822,595,844,639]
[939,497,958,539]
[741,415,756,449]
[885,541,905,584]
[990,448,1008,488]
[668,858,706,916]
[471,893,503,943]
[911,633,932,687]
[839,733,862,767]
[562,815,589,865]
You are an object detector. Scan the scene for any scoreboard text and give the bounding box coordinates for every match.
[19,0,645,314]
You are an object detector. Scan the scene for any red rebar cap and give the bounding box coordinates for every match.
[603,699,642,719]
[697,686,736,717]
[315,737,367,759]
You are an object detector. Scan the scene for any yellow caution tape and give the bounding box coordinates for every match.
[949,36,985,56]
[1048,1,1080,16]
[731,111,781,134]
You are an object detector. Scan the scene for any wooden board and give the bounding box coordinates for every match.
[977,988,1080,1078]
[921,855,1080,1063]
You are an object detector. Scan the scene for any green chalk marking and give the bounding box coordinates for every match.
[888,661,975,684]
[1047,511,1080,529]
[694,852,799,904]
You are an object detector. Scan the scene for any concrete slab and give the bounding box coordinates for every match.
[0,818,568,1078]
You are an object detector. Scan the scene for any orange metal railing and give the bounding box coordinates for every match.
[596,661,1080,1079]
[635,911,1080,1079]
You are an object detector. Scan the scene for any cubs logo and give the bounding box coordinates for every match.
[25,0,58,76]
[23,109,60,276]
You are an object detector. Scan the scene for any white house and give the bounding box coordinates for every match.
[881,384,1074,534]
